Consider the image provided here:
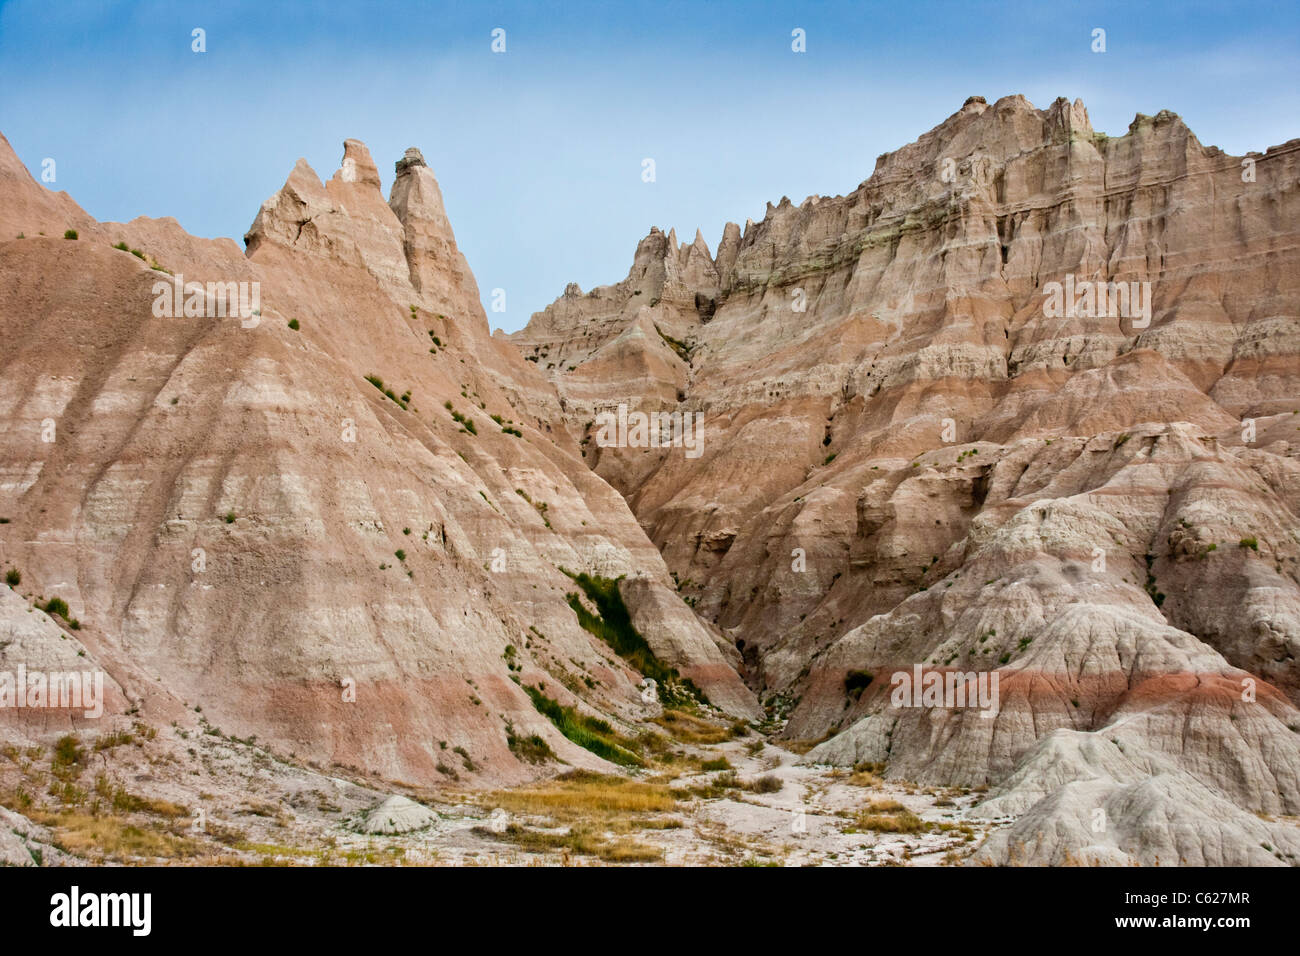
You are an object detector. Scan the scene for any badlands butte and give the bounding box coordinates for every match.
[0,94,1298,866]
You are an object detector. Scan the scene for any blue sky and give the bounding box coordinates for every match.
[2,0,1296,331]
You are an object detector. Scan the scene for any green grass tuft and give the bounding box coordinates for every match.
[523,684,643,767]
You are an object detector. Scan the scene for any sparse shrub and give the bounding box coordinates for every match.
[1240,536,1259,552]
[53,734,85,771]
[845,669,873,698]
[446,402,477,434]
[64,229,77,240]
[4,568,19,587]
[94,729,135,752]
[287,318,300,330]
[852,799,926,834]
[848,768,883,787]
[40,596,79,627]
[506,724,554,764]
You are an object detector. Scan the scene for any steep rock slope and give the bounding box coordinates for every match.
[512,95,1300,861]
[0,133,756,790]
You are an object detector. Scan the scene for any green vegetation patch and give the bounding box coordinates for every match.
[444,400,477,434]
[523,684,642,767]
[40,596,81,629]
[654,325,692,361]
[365,375,409,410]
[562,570,705,706]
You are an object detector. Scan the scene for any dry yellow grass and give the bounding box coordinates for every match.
[783,728,842,755]
[849,799,927,834]
[781,739,821,755]
[847,771,882,788]
[109,789,188,818]
[484,822,663,863]
[30,810,205,861]
[481,771,677,817]
[865,798,906,812]
[473,770,679,863]
[598,839,664,863]
[651,709,734,745]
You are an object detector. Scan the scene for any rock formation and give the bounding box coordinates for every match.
[351,794,438,835]
[1,91,1297,865]
[512,95,1300,864]
[0,132,757,799]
